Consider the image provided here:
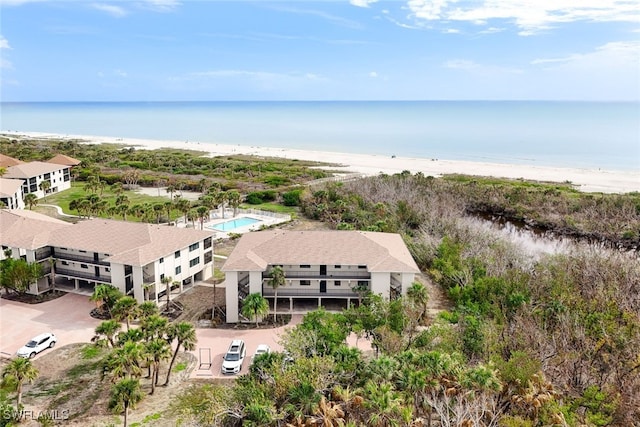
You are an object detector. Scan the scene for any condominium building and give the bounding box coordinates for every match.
[0,210,215,304]
[222,229,420,322]
[3,161,71,199]
[0,178,25,209]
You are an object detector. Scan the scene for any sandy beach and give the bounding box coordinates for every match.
[5,131,639,194]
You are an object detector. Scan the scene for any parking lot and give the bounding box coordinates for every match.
[0,293,100,360]
[1,292,372,379]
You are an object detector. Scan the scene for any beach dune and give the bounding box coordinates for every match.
[4,131,639,194]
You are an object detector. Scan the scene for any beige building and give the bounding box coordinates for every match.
[0,210,215,303]
[3,161,72,199]
[0,178,25,209]
[222,229,420,323]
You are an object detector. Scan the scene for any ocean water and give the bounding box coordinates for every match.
[1,101,638,171]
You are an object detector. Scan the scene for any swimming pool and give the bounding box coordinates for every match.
[209,217,261,232]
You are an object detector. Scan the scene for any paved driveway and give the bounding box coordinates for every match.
[0,293,100,360]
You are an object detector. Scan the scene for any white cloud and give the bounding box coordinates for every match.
[0,57,13,69]
[350,0,378,7]
[140,0,181,12]
[114,69,128,77]
[445,59,478,70]
[407,0,640,35]
[369,71,378,78]
[91,3,128,17]
[532,40,640,68]
[445,59,522,74]
[0,35,11,49]
[443,28,460,33]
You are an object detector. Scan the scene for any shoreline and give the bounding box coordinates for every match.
[3,131,639,194]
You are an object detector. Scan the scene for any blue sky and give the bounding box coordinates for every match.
[1,0,639,101]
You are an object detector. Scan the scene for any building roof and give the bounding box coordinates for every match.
[47,154,81,166]
[0,154,23,168]
[0,210,71,250]
[222,229,420,273]
[4,162,68,179]
[0,178,23,198]
[46,218,214,267]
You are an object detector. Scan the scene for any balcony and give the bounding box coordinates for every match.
[263,273,371,280]
[262,287,359,298]
[55,252,110,266]
[35,248,52,260]
[55,267,112,284]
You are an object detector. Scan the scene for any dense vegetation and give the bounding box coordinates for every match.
[3,137,639,425]
[0,135,334,194]
[171,173,639,425]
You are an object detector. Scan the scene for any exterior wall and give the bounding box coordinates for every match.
[131,265,144,302]
[249,271,262,294]
[0,186,25,209]
[400,272,415,296]
[371,272,391,299]
[225,271,240,323]
[20,167,71,199]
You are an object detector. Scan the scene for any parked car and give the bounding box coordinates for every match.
[17,333,57,359]
[251,344,271,363]
[221,339,246,374]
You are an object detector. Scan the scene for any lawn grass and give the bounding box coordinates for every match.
[41,182,183,221]
[241,202,297,214]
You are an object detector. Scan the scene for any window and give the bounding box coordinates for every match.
[175,266,182,275]
[80,264,88,269]
[358,280,368,287]
[60,248,67,251]
[174,250,181,258]
[204,237,212,249]
[189,242,199,252]
[79,250,87,253]
[159,257,164,264]
[105,268,110,272]
[61,261,69,266]
[335,280,341,286]
[334,265,341,269]
[300,280,311,286]
[189,257,200,267]
[358,265,367,269]
[160,273,165,281]
[300,265,310,269]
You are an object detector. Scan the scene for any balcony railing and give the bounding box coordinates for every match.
[35,248,52,260]
[264,273,371,280]
[55,253,110,266]
[55,267,112,284]
[262,287,359,298]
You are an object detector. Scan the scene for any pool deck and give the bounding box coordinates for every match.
[177,208,290,238]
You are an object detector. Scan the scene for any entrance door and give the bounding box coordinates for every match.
[320,280,327,293]
[320,265,327,276]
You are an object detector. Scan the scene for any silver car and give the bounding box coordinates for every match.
[17,333,57,358]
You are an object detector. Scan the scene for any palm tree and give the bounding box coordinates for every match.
[406,282,429,323]
[39,180,51,200]
[166,181,177,201]
[23,193,38,210]
[164,321,197,385]
[140,314,168,341]
[153,203,164,224]
[109,378,144,427]
[227,190,241,217]
[145,338,171,394]
[187,209,198,229]
[175,198,191,225]
[113,296,140,331]
[138,301,159,319]
[196,205,209,230]
[267,265,286,323]
[94,319,122,348]
[160,275,173,309]
[241,293,269,327]
[111,182,124,195]
[90,284,123,318]
[1,357,39,407]
[106,341,145,380]
[48,257,57,291]
[163,201,173,224]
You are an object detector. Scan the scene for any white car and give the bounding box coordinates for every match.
[221,340,246,374]
[251,344,271,363]
[17,333,57,358]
